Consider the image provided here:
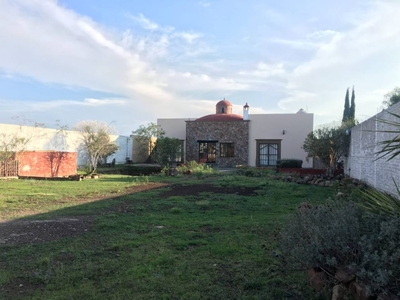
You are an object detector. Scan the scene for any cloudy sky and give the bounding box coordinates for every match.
[1,0,399,135]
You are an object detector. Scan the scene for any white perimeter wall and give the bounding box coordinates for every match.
[0,124,133,167]
[248,113,314,167]
[345,103,400,196]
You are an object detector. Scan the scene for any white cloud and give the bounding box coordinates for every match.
[174,32,202,44]
[131,13,160,31]
[306,30,338,40]
[198,1,211,8]
[239,62,286,78]
[279,1,400,125]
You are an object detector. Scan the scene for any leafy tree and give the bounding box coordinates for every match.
[74,121,119,174]
[133,122,165,162]
[342,87,350,123]
[152,137,183,167]
[302,123,351,173]
[382,87,400,108]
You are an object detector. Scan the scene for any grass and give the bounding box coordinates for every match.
[0,170,335,299]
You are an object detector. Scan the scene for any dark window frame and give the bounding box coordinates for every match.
[198,141,217,163]
[256,139,281,167]
[220,142,234,157]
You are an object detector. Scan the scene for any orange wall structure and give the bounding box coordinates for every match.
[16,151,77,178]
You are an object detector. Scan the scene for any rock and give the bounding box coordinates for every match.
[304,176,310,182]
[319,182,326,187]
[325,181,331,185]
[335,268,355,284]
[308,268,328,291]
[349,281,375,300]
[332,284,349,300]
[298,201,312,213]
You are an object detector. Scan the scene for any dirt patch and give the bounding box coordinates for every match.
[158,184,258,197]
[0,216,94,245]
[1,277,45,300]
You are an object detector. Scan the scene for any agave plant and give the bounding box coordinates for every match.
[375,111,400,161]
[359,179,400,216]
[359,110,400,215]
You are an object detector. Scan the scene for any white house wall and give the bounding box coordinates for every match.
[158,113,313,168]
[0,123,132,167]
[345,103,400,196]
[157,118,190,159]
[248,113,314,168]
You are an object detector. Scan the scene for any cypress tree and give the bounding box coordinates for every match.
[349,86,355,122]
[342,87,350,123]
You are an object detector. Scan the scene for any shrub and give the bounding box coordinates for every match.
[280,200,400,296]
[175,160,214,175]
[276,159,303,168]
[235,167,273,177]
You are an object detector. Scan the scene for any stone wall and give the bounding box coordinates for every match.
[345,102,400,197]
[186,121,249,167]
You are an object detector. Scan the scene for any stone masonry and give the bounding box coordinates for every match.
[186,120,249,167]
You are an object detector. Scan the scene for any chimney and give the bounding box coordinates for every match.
[243,103,249,120]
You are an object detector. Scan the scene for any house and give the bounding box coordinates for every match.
[157,99,313,168]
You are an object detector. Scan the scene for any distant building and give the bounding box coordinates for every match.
[158,99,313,168]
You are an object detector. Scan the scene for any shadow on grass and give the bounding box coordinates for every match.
[0,175,329,300]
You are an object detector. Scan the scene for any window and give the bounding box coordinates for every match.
[220,143,234,157]
[173,140,184,162]
[198,141,216,163]
[256,140,281,166]
[221,107,225,113]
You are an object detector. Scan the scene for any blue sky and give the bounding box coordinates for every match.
[1,0,399,135]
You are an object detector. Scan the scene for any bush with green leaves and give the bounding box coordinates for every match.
[175,160,214,175]
[235,167,274,177]
[276,159,303,168]
[280,200,400,296]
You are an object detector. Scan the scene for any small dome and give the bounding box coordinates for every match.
[297,108,306,114]
[217,99,232,107]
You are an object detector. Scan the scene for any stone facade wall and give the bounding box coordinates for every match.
[345,102,400,197]
[186,121,249,167]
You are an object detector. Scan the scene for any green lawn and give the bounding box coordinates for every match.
[0,171,334,299]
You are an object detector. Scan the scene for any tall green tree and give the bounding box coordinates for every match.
[349,86,356,121]
[152,137,183,167]
[382,87,400,108]
[342,87,350,123]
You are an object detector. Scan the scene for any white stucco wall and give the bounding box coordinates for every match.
[248,113,314,167]
[345,102,400,196]
[157,118,189,140]
[0,124,133,167]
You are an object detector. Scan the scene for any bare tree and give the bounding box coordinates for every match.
[74,121,119,174]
